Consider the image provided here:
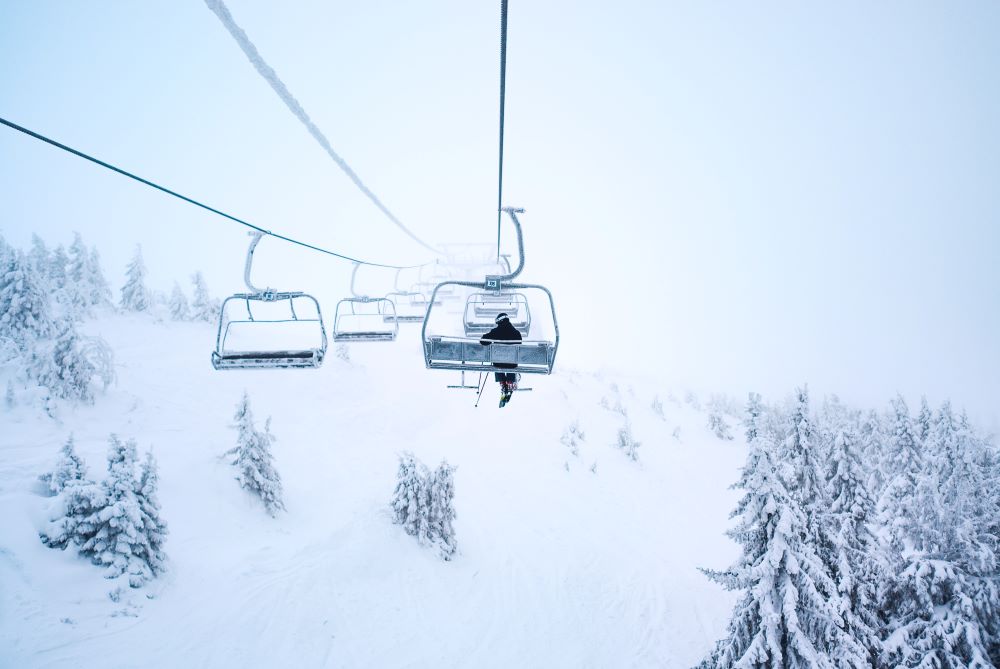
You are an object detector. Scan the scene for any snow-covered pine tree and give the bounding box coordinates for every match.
[616,420,640,461]
[44,434,88,494]
[78,435,159,586]
[119,245,150,312]
[883,395,921,482]
[879,401,998,668]
[28,234,51,284]
[190,271,218,323]
[699,432,864,669]
[0,250,56,349]
[391,452,429,542]
[428,461,457,560]
[708,409,734,441]
[4,380,14,408]
[87,247,112,307]
[744,392,764,444]
[916,396,933,445]
[136,451,168,577]
[858,409,886,500]
[226,393,285,515]
[30,323,98,403]
[168,282,190,321]
[781,386,831,547]
[825,427,882,664]
[63,232,92,319]
[651,394,665,420]
[39,475,104,551]
[49,244,69,293]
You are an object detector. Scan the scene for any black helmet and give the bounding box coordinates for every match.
[494,312,510,324]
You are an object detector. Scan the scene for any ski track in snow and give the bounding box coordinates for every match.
[0,313,743,668]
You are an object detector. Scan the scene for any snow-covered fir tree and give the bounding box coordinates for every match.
[616,420,640,461]
[916,396,933,445]
[43,434,88,495]
[63,232,92,319]
[744,392,764,444]
[28,233,51,283]
[699,432,864,669]
[391,452,430,543]
[49,244,69,293]
[40,475,104,552]
[651,394,665,420]
[77,435,163,586]
[190,271,218,322]
[168,282,190,321]
[0,250,56,348]
[29,324,98,402]
[86,247,112,307]
[708,409,734,441]
[858,409,886,500]
[136,451,168,577]
[883,395,921,482]
[878,401,998,668]
[226,392,285,515]
[4,380,14,409]
[119,245,150,312]
[781,387,829,532]
[825,427,882,665]
[428,461,457,560]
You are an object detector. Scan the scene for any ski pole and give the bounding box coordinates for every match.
[474,372,488,408]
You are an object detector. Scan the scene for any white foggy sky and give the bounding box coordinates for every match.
[1,1,998,427]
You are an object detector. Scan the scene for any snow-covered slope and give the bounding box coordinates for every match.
[0,313,744,668]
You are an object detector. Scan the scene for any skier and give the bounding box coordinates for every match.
[480,312,522,407]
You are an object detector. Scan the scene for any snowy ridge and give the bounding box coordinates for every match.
[0,312,744,668]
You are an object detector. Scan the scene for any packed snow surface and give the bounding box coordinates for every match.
[0,313,743,668]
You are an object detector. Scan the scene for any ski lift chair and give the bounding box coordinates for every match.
[333,263,399,341]
[422,208,559,378]
[463,291,531,336]
[212,232,328,370]
[383,269,430,323]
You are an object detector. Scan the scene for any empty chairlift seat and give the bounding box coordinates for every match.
[333,297,398,341]
[463,292,531,336]
[212,291,328,370]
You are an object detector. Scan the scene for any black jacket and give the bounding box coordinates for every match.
[481,319,522,369]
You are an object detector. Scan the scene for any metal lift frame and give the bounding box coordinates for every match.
[212,232,328,370]
[332,263,399,342]
[422,208,559,376]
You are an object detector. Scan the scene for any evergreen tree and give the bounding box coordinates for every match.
[744,392,764,444]
[225,393,284,515]
[119,245,149,312]
[699,433,862,668]
[78,435,159,586]
[87,247,112,307]
[28,233,50,282]
[190,271,218,322]
[30,324,97,402]
[616,420,640,461]
[884,395,921,481]
[709,409,734,441]
[136,451,168,577]
[826,428,882,665]
[45,434,88,494]
[858,409,886,500]
[391,452,429,542]
[879,402,998,668]
[63,232,92,318]
[39,475,104,552]
[49,244,69,292]
[0,250,56,348]
[916,396,933,445]
[428,461,457,560]
[4,380,14,409]
[168,282,190,321]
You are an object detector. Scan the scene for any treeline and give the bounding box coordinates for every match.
[699,389,999,668]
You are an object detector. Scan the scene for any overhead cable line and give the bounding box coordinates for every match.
[0,116,429,270]
[203,0,440,256]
